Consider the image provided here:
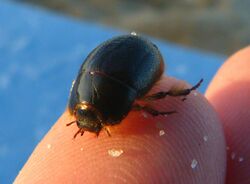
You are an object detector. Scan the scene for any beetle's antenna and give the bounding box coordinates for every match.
[66,120,77,126]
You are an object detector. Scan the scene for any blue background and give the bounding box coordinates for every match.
[0,1,226,183]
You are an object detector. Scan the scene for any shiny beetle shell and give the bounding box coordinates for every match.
[68,35,164,135]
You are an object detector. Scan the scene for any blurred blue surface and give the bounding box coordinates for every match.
[0,1,226,183]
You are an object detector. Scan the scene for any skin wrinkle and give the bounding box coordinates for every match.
[137,136,170,182]
[115,136,156,182]
[153,83,225,183]
[110,138,160,183]
[166,139,192,183]
[85,135,155,183]
[165,96,220,183]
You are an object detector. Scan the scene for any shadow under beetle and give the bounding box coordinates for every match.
[67,34,203,138]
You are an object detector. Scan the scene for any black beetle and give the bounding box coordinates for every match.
[67,34,203,138]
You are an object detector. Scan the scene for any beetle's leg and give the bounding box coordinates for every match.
[73,128,82,139]
[66,120,77,126]
[132,104,176,117]
[143,78,203,101]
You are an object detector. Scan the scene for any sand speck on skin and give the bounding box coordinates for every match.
[108,149,124,157]
[203,135,208,142]
[193,92,198,96]
[159,130,165,136]
[238,157,244,162]
[142,112,148,118]
[47,144,51,149]
[231,152,236,160]
[191,159,198,169]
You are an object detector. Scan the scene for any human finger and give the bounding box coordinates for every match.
[206,46,250,184]
[15,76,226,184]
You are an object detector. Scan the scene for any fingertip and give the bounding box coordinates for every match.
[205,46,250,184]
[15,77,226,184]
[206,46,250,96]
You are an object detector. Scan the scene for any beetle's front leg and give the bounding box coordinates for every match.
[132,104,176,117]
[143,78,203,101]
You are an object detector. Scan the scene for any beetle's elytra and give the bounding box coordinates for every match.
[67,34,203,138]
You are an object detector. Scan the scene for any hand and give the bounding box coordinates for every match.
[14,47,250,184]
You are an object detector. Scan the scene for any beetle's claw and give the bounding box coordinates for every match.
[81,129,85,136]
[73,128,82,139]
[95,131,100,137]
[191,78,203,91]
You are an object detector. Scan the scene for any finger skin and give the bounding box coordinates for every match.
[15,76,226,184]
[206,46,250,184]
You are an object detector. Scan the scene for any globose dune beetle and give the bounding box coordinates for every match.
[67,34,203,138]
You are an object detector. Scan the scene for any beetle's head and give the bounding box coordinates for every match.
[75,103,103,131]
[67,102,104,138]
